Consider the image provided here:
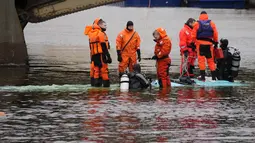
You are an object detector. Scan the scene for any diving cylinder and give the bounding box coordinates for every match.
[231,50,241,78]
[120,74,129,91]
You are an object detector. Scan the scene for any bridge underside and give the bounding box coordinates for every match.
[0,0,123,66]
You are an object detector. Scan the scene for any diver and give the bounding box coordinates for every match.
[216,38,241,82]
[122,64,150,90]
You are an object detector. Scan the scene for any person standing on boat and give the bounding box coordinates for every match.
[192,11,219,81]
[179,18,197,78]
[85,18,112,87]
[116,21,141,77]
[151,28,172,88]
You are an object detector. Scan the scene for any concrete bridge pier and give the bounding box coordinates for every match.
[0,0,28,66]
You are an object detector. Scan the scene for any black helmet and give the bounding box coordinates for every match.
[126,21,134,27]
[126,21,134,31]
[200,11,207,15]
[133,64,141,73]
[220,38,229,49]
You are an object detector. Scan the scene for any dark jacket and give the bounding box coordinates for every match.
[216,47,233,81]
[128,72,149,89]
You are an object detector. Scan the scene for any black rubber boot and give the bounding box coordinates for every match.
[189,65,195,78]
[94,78,102,87]
[198,70,206,81]
[90,77,95,87]
[211,70,217,81]
[228,76,234,82]
[103,80,110,87]
[159,79,163,88]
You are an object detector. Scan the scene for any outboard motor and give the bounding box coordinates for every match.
[120,73,129,91]
[231,48,241,78]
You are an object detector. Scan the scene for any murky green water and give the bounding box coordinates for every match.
[1,6,255,142]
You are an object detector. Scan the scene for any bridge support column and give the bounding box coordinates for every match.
[0,0,28,66]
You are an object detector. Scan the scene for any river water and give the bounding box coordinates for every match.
[0,6,255,142]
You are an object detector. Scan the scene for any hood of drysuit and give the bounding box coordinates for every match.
[93,18,101,25]
[199,13,209,20]
[84,18,102,35]
[156,27,167,39]
[133,64,141,73]
[184,24,193,30]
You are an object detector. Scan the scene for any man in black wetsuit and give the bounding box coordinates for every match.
[128,64,150,89]
[216,38,234,82]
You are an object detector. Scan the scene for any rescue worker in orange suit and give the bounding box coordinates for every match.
[192,11,219,81]
[116,21,141,77]
[179,18,197,78]
[151,28,172,88]
[85,18,112,87]
[84,18,102,86]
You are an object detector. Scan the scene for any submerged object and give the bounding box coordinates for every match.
[151,80,184,87]
[120,73,129,91]
[152,77,247,87]
[193,79,245,87]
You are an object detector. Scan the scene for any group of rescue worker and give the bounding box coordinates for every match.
[84,11,237,89]
[180,11,219,82]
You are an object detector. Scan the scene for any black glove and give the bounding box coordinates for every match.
[190,42,196,51]
[214,42,218,49]
[184,50,189,57]
[117,50,122,62]
[106,54,112,64]
[151,55,158,60]
[137,49,141,62]
[101,42,112,64]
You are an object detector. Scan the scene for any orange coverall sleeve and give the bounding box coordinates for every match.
[116,32,123,51]
[156,39,172,59]
[135,33,141,50]
[211,21,219,42]
[191,22,199,42]
[179,29,187,49]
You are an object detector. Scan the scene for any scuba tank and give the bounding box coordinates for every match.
[231,48,241,78]
[120,73,129,91]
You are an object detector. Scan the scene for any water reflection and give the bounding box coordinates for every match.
[81,87,222,142]
[83,89,110,142]
[1,87,255,142]
[83,89,141,142]
[177,88,218,130]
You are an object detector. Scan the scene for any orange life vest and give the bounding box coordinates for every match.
[85,25,106,56]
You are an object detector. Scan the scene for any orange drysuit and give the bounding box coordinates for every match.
[179,24,197,77]
[116,29,141,74]
[153,28,172,88]
[192,13,218,72]
[85,19,111,87]
[85,18,111,86]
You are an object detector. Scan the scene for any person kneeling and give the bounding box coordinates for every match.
[216,38,241,82]
[128,64,150,90]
